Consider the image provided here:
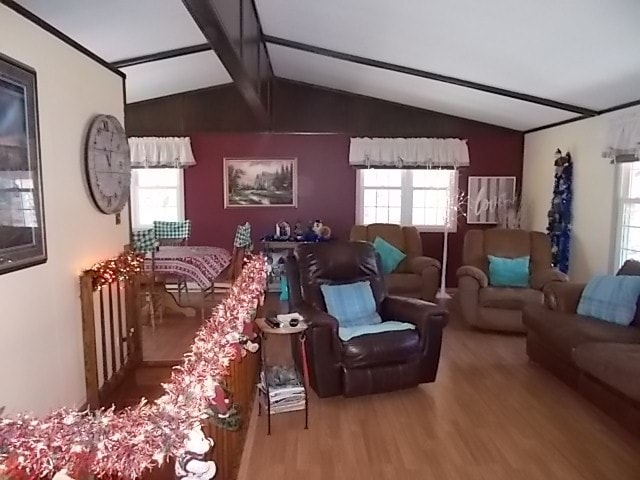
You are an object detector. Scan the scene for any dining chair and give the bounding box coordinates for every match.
[153,220,192,301]
[131,228,163,330]
[214,222,252,293]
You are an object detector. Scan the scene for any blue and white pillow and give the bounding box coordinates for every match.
[320,280,382,328]
[577,275,640,326]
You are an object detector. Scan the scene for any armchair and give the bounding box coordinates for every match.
[286,241,447,398]
[350,223,441,301]
[455,229,567,332]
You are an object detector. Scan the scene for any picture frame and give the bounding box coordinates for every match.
[466,176,516,224]
[0,54,47,275]
[223,157,298,208]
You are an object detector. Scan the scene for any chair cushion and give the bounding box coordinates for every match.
[577,275,640,326]
[573,342,640,402]
[373,236,406,274]
[339,321,415,341]
[524,309,640,361]
[320,280,382,328]
[488,255,530,287]
[386,273,422,293]
[341,329,421,368]
[479,287,543,310]
[132,228,156,253]
[153,220,191,240]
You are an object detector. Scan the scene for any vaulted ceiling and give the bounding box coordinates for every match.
[13,0,640,131]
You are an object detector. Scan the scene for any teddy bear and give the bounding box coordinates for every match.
[174,426,217,480]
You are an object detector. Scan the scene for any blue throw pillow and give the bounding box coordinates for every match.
[372,236,406,274]
[320,280,382,328]
[488,255,530,288]
[577,275,640,326]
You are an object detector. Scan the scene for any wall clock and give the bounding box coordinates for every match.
[85,114,131,214]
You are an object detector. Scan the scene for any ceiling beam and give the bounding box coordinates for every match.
[264,35,598,117]
[112,44,211,69]
[181,0,271,126]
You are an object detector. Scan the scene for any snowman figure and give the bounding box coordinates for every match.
[174,426,217,480]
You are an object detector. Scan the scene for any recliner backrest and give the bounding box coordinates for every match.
[462,229,553,276]
[293,241,387,312]
[350,223,422,273]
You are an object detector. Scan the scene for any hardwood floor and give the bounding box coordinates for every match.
[239,315,640,480]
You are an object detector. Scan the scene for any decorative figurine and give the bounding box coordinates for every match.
[275,221,291,240]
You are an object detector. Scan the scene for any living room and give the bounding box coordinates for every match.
[1,1,639,479]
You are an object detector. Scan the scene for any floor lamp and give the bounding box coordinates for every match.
[436,171,465,300]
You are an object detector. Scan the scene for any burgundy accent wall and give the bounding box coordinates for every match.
[186,133,355,250]
[130,79,524,286]
[185,131,522,286]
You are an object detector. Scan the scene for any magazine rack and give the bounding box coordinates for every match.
[255,316,310,435]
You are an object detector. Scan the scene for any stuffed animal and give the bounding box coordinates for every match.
[312,220,323,235]
[174,426,217,480]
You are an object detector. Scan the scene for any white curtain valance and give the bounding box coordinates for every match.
[349,137,470,168]
[128,137,196,168]
[602,108,640,163]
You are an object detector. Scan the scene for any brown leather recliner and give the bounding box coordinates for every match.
[455,229,567,332]
[286,241,448,398]
[350,224,441,301]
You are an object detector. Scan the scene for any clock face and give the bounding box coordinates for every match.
[85,114,131,214]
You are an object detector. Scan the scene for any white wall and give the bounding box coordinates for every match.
[0,6,128,414]
[522,105,640,283]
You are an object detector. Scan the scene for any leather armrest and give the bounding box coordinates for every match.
[408,256,441,275]
[530,268,569,291]
[299,303,339,330]
[297,302,341,353]
[381,296,448,338]
[544,282,587,313]
[456,265,488,288]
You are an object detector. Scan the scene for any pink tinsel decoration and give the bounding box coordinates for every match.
[0,255,267,480]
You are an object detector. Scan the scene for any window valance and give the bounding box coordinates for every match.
[602,108,640,164]
[349,137,470,168]
[128,137,196,168]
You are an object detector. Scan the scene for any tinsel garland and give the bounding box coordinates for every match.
[0,255,267,480]
[547,151,573,274]
[86,251,145,291]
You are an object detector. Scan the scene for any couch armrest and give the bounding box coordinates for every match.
[408,256,441,275]
[530,268,569,291]
[381,295,448,335]
[456,265,489,288]
[544,282,587,313]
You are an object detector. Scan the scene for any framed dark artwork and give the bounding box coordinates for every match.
[224,157,297,208]
[0,54,46,274]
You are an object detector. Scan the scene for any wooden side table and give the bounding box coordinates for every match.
[255,317,310,435]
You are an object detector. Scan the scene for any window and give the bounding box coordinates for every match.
[356,169,458,231]
[131,168,184,229]
[615,161,640,268]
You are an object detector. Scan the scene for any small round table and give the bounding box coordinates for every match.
[255,317,310,435]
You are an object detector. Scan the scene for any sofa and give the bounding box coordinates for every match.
[456,229,567,332]
[286,241,448,398]
[523,260,640,435]
[350,223,441,301]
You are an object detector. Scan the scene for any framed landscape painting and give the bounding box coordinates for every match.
[224,157,297,208]
[0,54,46,275]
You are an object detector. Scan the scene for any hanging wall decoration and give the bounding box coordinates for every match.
[466,176,517,224]
[546,149,573,274]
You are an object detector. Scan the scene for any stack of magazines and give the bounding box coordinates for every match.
[258,365,306,414]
